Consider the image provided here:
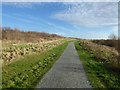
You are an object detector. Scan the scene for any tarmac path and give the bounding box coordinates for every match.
[36,42,92,88]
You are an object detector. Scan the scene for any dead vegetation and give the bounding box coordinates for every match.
[92,40,118,50]
[79,40,119,68]
[2,27,63,42]
[2,40,65,64]
[92,33,119,50]
[1,27,68,64]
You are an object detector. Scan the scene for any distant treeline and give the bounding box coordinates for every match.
[1,27,63,42]
[92,40,118,50]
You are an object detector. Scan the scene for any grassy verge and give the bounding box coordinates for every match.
[2,42,68,89]
[74,41,120,88]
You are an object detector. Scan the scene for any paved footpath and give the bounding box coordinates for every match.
[36,42,92,88]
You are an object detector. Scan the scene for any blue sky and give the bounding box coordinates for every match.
[2,2,118,39]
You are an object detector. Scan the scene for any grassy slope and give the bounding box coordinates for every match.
[74,41,120,88]
[2,42,68,88]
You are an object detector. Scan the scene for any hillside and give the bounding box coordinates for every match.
[2,27,64,42]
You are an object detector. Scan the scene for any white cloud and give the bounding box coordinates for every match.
[52,2,118,28]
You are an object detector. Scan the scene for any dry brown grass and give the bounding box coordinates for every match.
[2,39,67,65]
[79,40,119,67]
[92,40,118,50]
[2,27,63,43]
[1,27,68,64]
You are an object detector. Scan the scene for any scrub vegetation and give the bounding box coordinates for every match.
[75,40,120,88]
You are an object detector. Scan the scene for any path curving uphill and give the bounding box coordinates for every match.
[36,42,92,88]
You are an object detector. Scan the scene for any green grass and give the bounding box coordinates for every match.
[74,41,120,89]
[2,42,68,89]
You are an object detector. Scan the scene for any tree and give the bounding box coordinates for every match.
[108,33,117,40]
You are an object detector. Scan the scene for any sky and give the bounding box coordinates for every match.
[2,2,118,39]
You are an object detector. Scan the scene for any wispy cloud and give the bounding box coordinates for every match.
[2,2,34,8]
[52,2,118,28]
[2,2,118,39]
[3,13,72,35]
[3,14,34,23]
